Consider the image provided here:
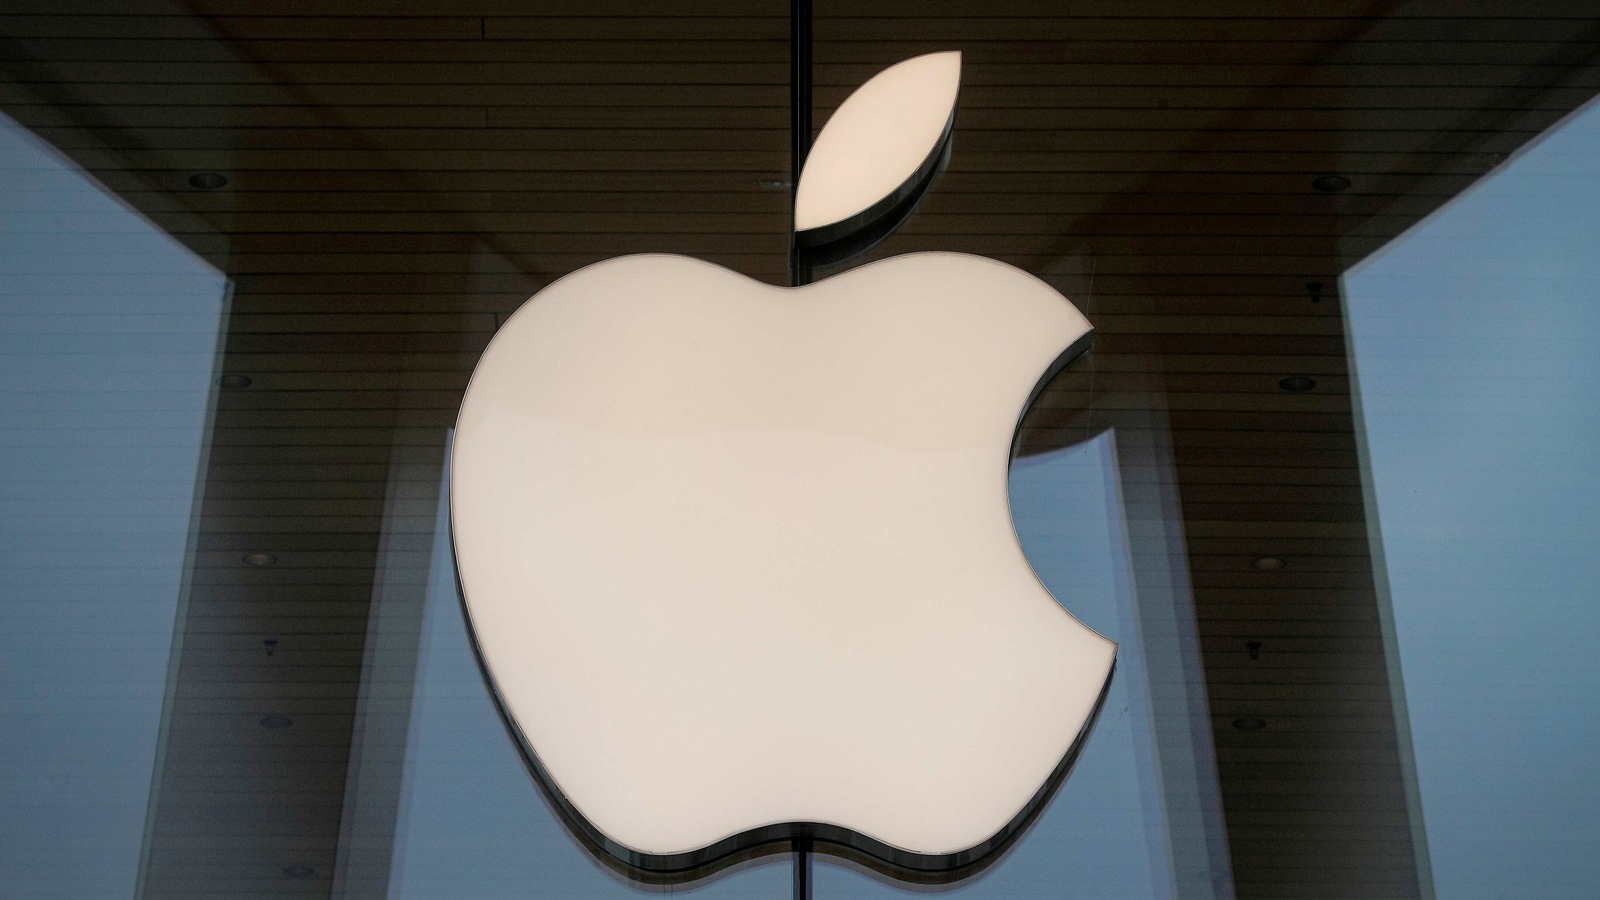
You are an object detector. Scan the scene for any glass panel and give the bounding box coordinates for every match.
[1345,98,1600,899]
[0,112,227,898]
[3,7,1599,899]
[817,426,1226,899]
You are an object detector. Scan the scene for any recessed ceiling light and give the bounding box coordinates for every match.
[243,552,277,567]
[1311,174,1351,193]
[758,178,792,190]
[1232,716,1266,731]
[219,374,252,389]
[188,172,229,191]
[282,865,315,878]
[260,715,294,730]
[1252,556,1286,571]
[1278,375,1316,393]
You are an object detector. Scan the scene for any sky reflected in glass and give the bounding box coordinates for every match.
[0,113,227,899]
[818,430,1187,899]
[1346,97,1600,899]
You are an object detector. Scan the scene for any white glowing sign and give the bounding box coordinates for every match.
[450,53,1115,880]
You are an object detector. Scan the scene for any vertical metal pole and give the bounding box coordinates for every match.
[791,3,814,896]
[793,836,813,900]
[789,0,814,288]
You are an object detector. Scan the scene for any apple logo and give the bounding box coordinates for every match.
[450,52,1117,883]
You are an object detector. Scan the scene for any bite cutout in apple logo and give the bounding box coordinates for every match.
[450,51,1117,885]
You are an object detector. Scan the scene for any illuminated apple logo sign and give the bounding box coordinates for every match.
[451,52,1116,884]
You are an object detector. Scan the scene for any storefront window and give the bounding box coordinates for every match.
[0,112,227,899]
[3,7,1599,899]
[1346,96,1600,900]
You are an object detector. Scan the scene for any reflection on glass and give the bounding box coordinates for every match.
[817,428,1229,899]
[0,113,227,898]
[1346,98,1600,898]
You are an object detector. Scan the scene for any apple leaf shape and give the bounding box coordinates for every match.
[451,251,1117,882]
[794,51,961,248]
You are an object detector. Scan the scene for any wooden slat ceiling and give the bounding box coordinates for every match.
[4,2,1599,897]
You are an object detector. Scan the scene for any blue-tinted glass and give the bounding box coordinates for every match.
[0,113,227,898]
[1345,97,1600,899]
[4,10,1597,899]
[819,430,1183,899]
